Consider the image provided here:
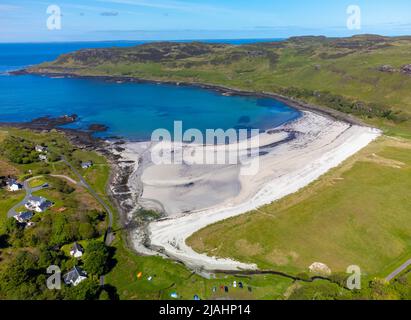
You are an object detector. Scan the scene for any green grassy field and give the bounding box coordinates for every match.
[188,137,411,277]
[0,190,25,233]
[104,234,296,300]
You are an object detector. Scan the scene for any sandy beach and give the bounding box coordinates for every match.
[112,110,381,271]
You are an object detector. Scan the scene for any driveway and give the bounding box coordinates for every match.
[7,178,48,218]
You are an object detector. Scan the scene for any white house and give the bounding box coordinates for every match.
[39,154,48,162]
[70,242,84,258]
[7,179,23,192]
[25,195,52,213]
[81,161,93,169]
[35,145,48,153]
[63,266,87,286]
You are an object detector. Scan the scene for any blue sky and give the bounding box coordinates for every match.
[1,0,411,42]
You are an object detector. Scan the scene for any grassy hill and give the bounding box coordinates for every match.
[27,35,411,137]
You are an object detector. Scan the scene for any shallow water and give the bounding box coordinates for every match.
[0,41,300,140]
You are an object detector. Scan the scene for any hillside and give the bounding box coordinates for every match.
[24,35,411,137]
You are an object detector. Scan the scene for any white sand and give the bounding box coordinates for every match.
[118,111,381,271]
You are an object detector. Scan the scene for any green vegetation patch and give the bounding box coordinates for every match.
[188,138,411,277]
[105,235,294,300]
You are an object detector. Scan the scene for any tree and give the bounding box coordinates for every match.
[4,218,25,247]
[83,241,110,277]
[0,251,39,299]
[0,234,9,248]
[52,178,75,194]
[63,279,101,300]
[99,289,110,300]
[79,223,96,239]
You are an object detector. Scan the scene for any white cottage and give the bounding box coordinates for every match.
[63,266,87,286]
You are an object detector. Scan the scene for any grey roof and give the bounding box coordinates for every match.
[17,211,33,222]
[38,201,52,210]
[81,161,93,167]
[63,266,87,285]
[71,242,84,253]
[6,179,21,186]
[27,195,45,203]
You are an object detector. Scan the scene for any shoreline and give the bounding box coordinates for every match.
[110,112,381,271]
[5,70,381,272]
[12,69,368,126]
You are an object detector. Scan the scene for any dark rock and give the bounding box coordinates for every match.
[379,65,396,73]
[400,64,411,75]
[88,123,108,132]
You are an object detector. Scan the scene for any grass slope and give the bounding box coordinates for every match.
[188,137,411,277]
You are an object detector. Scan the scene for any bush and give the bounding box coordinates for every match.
[279,87,409,122]
[51,178,75,194]
[0,136,39,164]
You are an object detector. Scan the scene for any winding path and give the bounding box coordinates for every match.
[386,259,411,282]
[61,157,115,287]
[61,156,114,246]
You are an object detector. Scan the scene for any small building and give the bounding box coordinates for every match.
[14,211,34,223]
[25,195,52,213]
[6,179,23,192]
[63,266,87,287]
[81,161,93,169]
[35,145,48,153]
[39,154,48,162]
[70,242,84,258]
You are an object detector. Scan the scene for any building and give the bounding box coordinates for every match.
[14,211,34,223]
[39,154,48,162]
[63,266,87,287]
[35,145,48,153]
[25,195,52,213]
[70,242,84,258]
[6,179,23,192]
[81,161,93,169]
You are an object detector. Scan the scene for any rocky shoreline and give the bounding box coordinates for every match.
[12,68,367,126]
[0,114,137,245]
[5,68,377,267]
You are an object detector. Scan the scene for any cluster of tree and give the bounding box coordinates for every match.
[48,177,75,194]
[0,136,40,164]
[47,152,61,163]
[83,240,113,277]
[279,87,409,123]
[0,248,116,300]
[0,136,63,165]
[3,209,106,248]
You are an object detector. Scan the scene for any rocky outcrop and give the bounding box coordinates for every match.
[378,65,396,73]
[401,64,411,75]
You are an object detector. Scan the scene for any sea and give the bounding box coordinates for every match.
[0,39,301,141]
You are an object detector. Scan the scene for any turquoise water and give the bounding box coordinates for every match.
[0,41,300,141]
